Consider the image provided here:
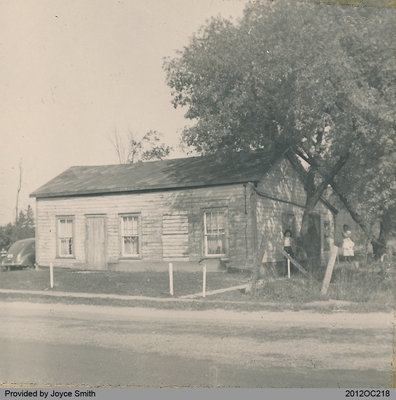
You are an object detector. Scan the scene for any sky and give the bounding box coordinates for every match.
[0,0,247,225]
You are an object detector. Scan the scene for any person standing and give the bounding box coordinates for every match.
[283,230,294,275]
[342,224,355,262]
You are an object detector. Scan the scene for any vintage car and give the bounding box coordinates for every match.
[2,238,35,270]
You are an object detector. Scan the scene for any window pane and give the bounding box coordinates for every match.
[206,212,216,233]
[59,219,65,235]
[123,236,139,255]
[65,220,73,236]
[122,216,138,235]
[60,238,68,255]
[60,238,73,256]
[120,215,140,256]
[217,212,225,231]
[215,212,220,232]
[59,219,73,236]
[122,217,128,234]
[207,235,225,254]
[206,212,212,232]
[205,211,225,234]
[58,218,73,256]
[204,210,226,255]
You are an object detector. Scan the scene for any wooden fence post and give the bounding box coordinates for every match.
[169,262,174,296]
[321,245,338,295]
[202,264,207,298]
[50,262,54,289]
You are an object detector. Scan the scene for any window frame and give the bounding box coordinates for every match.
[56,216,75,258]
[119,213,141,258]
[203,208,228,258]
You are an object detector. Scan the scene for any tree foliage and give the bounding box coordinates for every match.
[164,0,395,263]
[333,131,396,257]
[0,205,35,249]
[165,1,394,155]
[110,129,173,164]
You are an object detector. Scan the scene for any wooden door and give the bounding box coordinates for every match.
[86,216,107,270]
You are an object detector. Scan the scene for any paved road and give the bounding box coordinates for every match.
[0,301,393,387]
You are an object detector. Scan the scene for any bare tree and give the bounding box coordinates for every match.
[13,159,23,241]
[15,160,22,225]
[109,129,172,164]
[108,129,129,164]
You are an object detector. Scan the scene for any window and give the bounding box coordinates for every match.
[120,215,140,257]
[57,217,74,257]
[204,210,226,256]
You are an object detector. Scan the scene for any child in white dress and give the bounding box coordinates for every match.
[342,224,355,262]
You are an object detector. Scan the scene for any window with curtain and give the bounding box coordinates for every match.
[120,214,140,256]
[203,209,226,256]
[57,217,74,257]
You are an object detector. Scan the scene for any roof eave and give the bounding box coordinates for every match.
[30,179,261,199]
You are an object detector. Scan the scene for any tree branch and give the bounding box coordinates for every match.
[287,149,350,208]
[313,152,350,202]
[294,148,382,243]
[15,160,22,225]
[294,147,310,164]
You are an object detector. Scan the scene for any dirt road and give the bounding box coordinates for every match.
[0,301,393,387]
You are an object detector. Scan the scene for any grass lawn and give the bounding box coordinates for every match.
[0,260,393,313]
[0,267,251,298]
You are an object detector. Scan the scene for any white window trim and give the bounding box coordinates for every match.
[203,209,227,257]
[56,216,74,258]
[120,214,141,258]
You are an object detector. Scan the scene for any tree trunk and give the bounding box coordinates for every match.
[372,211,393,259]
[287,151,350,276]
[330,180,393,257]
[363,223,374,265]
[299,197,319,276]
[330,181,370,236]
[249,184,261,288]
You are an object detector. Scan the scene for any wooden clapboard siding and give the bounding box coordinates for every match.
[255,158,334,263]
[162,213,189,258]
[35,184,253,269]
[34,157,336,270]
[162,236,189,258]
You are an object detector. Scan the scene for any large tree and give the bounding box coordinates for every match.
[333,129,396,258]
[164,0,395,270]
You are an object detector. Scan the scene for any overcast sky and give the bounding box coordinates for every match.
[0,0,246,225]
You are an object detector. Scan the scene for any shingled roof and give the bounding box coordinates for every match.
[30,151,280,199]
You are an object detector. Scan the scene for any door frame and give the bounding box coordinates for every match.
[85,214,108,269]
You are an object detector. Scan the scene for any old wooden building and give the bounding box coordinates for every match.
[30,152,335,271]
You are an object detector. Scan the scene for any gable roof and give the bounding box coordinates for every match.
[30,151,280,199]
